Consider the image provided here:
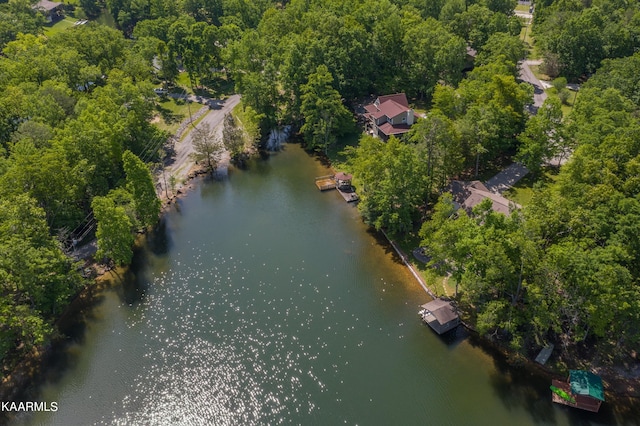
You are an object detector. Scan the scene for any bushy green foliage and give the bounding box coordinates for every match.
[300,65,354,153]
[123,150,161,228]
[424,69,640,357]
[534,0,640,80]
[346,135,427,234]
[92,195,135,266]
[0,195,84,361]
[0,12,164,367]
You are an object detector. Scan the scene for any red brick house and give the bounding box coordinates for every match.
[364,93,415,140]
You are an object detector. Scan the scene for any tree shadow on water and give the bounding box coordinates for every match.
[146,217,171,256]
[116,247,151,307]
[468,334,624,425]
[366,228,406,267]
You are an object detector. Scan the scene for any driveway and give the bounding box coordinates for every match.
[519,60,547,113]
[484,163,530,194]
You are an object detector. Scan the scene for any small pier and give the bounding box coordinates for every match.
[315,175,336,191]
[315,173,359,202]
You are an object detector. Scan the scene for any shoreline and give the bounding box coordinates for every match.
[377,224,640,401]
[0,170,205,415]
[312,146,640,403]
[2,144,638,424]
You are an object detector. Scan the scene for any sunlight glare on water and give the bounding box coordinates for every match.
[104,250,334,425]
[20,144,624,426]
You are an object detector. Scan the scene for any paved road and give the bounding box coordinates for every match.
[519,59,547,113]
[162,94,241,193]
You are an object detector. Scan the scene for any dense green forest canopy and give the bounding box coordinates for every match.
[2,0,640,372]
[0,16,165,366]
[419,53,640,358]
[533,0,640,80]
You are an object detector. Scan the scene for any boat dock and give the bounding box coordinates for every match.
[315,175,336,191]
[337,187,359,202]
[315,173,359,202]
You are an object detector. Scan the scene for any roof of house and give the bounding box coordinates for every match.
[365,93,411,119]
[377,93,409,108]
[33,0,62,11]
[570,370,605,402]
[450,180,519,215]
[335,172,352,181]
[377,122,412,136]
[420,299,458,325]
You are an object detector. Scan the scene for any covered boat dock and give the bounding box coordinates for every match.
[551,370,605,412]
[419,298,460,334]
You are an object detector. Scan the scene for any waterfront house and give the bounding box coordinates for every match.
[364,93,415,140]
[419,298,460,334]
[551,370,605,412]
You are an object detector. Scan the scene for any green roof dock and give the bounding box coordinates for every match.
[551,370,605,412]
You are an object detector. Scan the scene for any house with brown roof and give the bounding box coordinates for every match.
[33,0,63,23]
[450,180,520,216]
[364,93,415,140]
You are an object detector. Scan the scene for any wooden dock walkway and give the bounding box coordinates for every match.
[315,175,336,191]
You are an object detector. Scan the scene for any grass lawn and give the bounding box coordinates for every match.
[392,230,456,297]
[530,64,551,82]
[43,17,79,36]
[544,86,579,117]
[153,97,197,134]
[519,20,535,53]
[175,72,194,95]
[180,110,209,141]
[503,168,559,207]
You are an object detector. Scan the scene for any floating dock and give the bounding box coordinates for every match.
[315,175,336,191]
[551,370,605,412]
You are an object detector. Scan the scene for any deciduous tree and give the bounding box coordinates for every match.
[191,123,225,174]
[300,65,353,153]
[123,150,161,229]
[92,195,135,266]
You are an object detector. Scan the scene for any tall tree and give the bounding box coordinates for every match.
[123,150,161,229]
[191,123,225,174]
[409,112,463,204]
[92,195,135,266]
[300,65,353,153]
[516,97,564,175]
[222,113,246,165]
[346,135,427,234]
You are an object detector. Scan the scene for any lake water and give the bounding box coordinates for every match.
[18,144,628,425]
